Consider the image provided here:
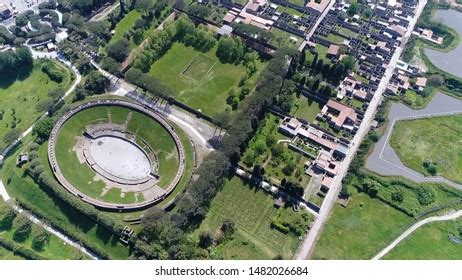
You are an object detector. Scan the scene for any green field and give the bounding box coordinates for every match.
[149,42,261,117]
[384,217,462,259]
[197,177,308,259]
[2,137,130,259]
[390,115,462,184]
[108,10,142,47]
[182,54,216,81]
[326,33,345,44]
[0,246,24,260]
[0,60,72,148]
[292,96,324,123]
[0,199,87,260]
[55,105,180,204]
[312,188,412,259]
[288,0,305,7]
[270,27,303,49]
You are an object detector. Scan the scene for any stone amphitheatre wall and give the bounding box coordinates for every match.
[47,99,186,211]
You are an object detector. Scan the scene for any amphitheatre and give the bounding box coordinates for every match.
[47,99,187,210]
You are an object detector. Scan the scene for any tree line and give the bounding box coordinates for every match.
[130,47,297,259]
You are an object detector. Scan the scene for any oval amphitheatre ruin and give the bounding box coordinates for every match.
[47,99,186,211]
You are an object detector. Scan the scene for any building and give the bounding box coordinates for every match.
[0,4,11,20]
[326,44,340,59]
[321,99,358,131]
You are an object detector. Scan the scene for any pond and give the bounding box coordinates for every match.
[425,9,462,77]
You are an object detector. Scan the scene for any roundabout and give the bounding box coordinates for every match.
[48,99,186,210]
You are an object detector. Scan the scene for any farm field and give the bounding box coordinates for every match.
[0,60,72,149]
[107,10,142,48]
[384,217,462,260]
[312,188,412,259]
[197,177,308,259]
[292,95,324,123]
[55,105,182,204]
[389,115,462,184]
[149,42,265,117]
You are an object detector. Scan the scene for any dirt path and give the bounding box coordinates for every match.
[372,210,462,260]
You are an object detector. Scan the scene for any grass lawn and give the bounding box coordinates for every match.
[312,188,412,259]
[390,114,462,184]
[384,217,462,259]
[0,246,24,260]
[197,176,306,259]
[2,139,130,259]
[0,219,89,259]
[326,33,345,44]
[288,0,305,7]
[0,60,72,149]
[314,44,331,64]
[292,95,324,123]
[270,27,303,49]
[126,110,179,189]
[402,89,424,107]
[55,105,181,203]
[337,27,357,38]
[108,10,142,47]
[149,42,262,117]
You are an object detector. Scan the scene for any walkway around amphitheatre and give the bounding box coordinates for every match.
[365,92,462,190]
[372,209,462,260]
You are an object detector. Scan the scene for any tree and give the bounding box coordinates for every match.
[32,228,50,251]
[348,0,359,17]
[391,191,404,203]
[0,207,16,230]
[188,4,211,18]
[84,71,109,95]
[3,128,21,145]
[135,0,153,16]
[428,74,444,86]
[341,55,356,71]
[13,215,32,242]
[33,118,54,140]
[107,38,131,62]
[221,219,235,236]
[36,99,54,112]
[198,231,213,249]
[254,139,267,155]
[48,88,65,100]
[101,57,121,76]
[216,36,245,63]
[15,47,33,70]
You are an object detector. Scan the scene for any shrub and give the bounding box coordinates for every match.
[391,191,404,203]
[198,231,213,249]
[41,61,64,83]
[417,187,436,206]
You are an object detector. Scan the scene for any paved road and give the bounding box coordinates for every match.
[366,92,462,189]
[89,2,120,22]
[298,0,336,52]
[372,209,462,260]
[294,0,428,260]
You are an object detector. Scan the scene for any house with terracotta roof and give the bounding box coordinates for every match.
[321,100,358,131]
[326,44,340,59]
